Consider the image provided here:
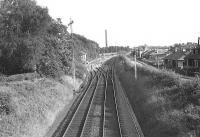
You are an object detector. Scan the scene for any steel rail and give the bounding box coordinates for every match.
[50,70,98,137]
[102,71,108,137]
[62,73,100,137]
[80,73,104,137]
[103,67,122,137]
[110,68,123,137]
[97,68,108,137]
[113,68,145,137]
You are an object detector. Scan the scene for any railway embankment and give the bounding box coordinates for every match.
[114,56,200,137]
[0,73,82,137]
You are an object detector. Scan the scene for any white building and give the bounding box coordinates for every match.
[80,51,87,63]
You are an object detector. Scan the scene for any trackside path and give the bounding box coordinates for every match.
[113,69,144,137]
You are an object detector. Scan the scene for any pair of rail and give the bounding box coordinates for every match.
[52,67,144,137]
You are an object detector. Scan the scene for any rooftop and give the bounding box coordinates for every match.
[163,52,186,60]
[184,53,200,60]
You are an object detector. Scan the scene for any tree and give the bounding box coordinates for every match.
[0,0,98,79]
[0,0,51,74]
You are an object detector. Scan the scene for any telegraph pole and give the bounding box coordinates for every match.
[68,18,76,92]
[105,29,108,54]
[156,55,159,69]
[134,48,137,80]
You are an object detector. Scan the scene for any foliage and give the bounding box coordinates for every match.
[0,0,71,78]
[100,46,130,54]
[0,77,74,137]
[72,33,99,61]
[0,0,99,79]
[113,56,200,137]
[0,0,48,74]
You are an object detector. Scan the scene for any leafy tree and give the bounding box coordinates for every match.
[0,0,99,79]
[0,0,51,74]
[72,33,99,61]
[100,46,130,54]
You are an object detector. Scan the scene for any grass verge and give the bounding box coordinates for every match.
[0,75,81,137]
[114,56,200,137]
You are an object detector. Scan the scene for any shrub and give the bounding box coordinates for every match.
[0,92,13,115]
[112,56,200,137]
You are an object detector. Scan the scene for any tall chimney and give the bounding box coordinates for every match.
[198,37,200,46]
[105,29,108,47]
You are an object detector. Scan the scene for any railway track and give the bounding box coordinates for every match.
[51,70,98,137]
[112,68,144,137]
[62,73,100,137]
[103,68,121,137]
[52,66,144,137]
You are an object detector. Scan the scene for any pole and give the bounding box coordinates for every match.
[105,29,108,54]
[105,29,108,47]
[69,18,76,91]
[157,56,159,69]
[134,50,137,80]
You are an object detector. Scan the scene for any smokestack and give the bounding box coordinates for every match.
[198,37,200,46]
[105,29,108,47]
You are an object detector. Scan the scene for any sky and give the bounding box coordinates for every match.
[36,0,200,47]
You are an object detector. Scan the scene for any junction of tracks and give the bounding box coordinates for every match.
[51,63,144,137]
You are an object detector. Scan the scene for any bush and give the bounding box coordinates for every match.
[0,0,96,80]
[0,77,74,137]
[0,0,72,78]
[112,56,200,137]
[0,92,13,115]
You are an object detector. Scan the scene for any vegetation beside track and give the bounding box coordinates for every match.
[0,0,98,79]
[0,0,98,137]
[0,75,83,137]
[113,56,200,137]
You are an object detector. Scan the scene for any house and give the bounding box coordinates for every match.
[141,49,156,59]
[80,51,87,63]
[136,48,143,58]
[140,49,169,68]
[132,48,144,58]
[149,52,169,66]
[184,47,200,75]
[183,37,200,75]
[155,48,169,54]
[163,52,188,70]
[169,42,197,53]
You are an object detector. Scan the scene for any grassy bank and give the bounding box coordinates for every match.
[0,74,81,137]
[114,56,200,137]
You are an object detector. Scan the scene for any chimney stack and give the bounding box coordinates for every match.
[105,29,108,47]
[198,37,200,46]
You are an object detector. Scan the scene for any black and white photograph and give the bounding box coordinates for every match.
[0,0,200,137]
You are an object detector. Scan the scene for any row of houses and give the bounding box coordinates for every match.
[164,44,200,75]
[136,38,200,76]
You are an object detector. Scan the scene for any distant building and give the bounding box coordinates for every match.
[133,48,143,58]
[155,48,169,54]
[163,52,188,70]
[80,51,87,63]
[137,44,148,52]
[140,49,170,68]
[184,48,200,75]
[141,49,156,59]
[183,37,200,75]
[149,53,168,66]
[169,42,197,53]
